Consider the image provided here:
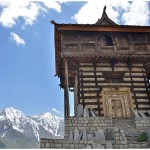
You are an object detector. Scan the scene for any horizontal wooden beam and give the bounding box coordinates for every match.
[133,96,149,99]
[78,80,146,84]
[79,102,102,105]
[78,90,101,94]
[78,70,147,73]
[94,108,103,111]
[138,107,150,110]
[79,95,102,100]
[134,91,149,94]
[78,75,148,78]
[79,65,145,68]
[79,85,146,88]
[137,102,150,105]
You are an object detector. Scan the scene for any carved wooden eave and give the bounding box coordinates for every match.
[95,6,117,25]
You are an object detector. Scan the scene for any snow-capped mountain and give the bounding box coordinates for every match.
[32,112,64,137]
[0,107,64,148]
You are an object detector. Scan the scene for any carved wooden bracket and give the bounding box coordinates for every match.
[126,57,132,70]
[110,58,118,71]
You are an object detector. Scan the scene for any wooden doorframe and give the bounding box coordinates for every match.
[102,87,134,118]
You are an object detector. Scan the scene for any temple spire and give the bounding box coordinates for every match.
[95,6,117,25]
[103,5,106,15]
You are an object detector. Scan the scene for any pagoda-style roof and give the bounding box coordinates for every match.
[95,6,117,25]
[51,7,150,77]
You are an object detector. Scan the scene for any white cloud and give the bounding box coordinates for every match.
[52,108,61,114]
[122,1,150,25]
[1,1,149,27]
[9,32,25,46]
[0,0,61,28]
[72,1,150,26]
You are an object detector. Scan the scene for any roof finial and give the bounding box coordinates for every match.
[95,5,117,25]
[103,5,106,14]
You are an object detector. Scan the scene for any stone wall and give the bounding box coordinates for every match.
[40,116,150,149]
[134,117,150,130]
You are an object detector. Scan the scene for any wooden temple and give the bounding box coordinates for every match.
[51,7,150,119]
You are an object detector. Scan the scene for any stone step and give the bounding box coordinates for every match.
[113,119,135,130]
[128,142,149,149]
[113,119,133,123]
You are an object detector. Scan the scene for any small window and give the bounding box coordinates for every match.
[105,35,113,46]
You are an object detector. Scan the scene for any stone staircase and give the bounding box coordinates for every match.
[113,118,150,148]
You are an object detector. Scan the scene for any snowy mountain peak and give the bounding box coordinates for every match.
[33,112,62,120]
[0,107,64,145]
[0,107,26,124]
[2,107,25,117]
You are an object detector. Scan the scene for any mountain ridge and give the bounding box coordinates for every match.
[0,107,64,148]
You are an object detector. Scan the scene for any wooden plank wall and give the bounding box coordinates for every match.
[76,62,150,116]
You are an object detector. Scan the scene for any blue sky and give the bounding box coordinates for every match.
[0,0,150,117]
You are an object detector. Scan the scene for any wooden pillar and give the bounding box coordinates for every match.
[64,57,70,116]
[130,70,138,109]
[74,72,78,116]
[142,68,150,105]
[93,61,101,116]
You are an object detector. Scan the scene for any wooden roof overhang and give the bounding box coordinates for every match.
[59,53,150,88]
[51,20,150,77]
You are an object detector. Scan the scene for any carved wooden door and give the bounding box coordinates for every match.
[104,91,132,118]
[111,99,123,118]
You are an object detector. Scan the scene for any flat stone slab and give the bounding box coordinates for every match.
[138,111,146,117]
[85,145,92,149]
[133,109,140,117]
[68,130,73,140]
[90,108,97,117]
[74,127,79,141]
[106,141,113,149]
[76,104,83,117]
[83,107,89,117]
[95,129,106,140]
[82,129,87,140]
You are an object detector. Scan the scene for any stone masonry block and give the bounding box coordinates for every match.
[114,145,119,149]
[99,123,107,126]
[145,120,149,123]
[134,144,141,148]
[124,145,128,148]
[41,139,49,143]
[121,141,127,145]
[55,144,62,148]
[79,144,84,149]
[51,143,54,147]
[75,144,79,148]
[81,120,84,123]
[85,120,88,123]
[90,127,96,130]
[40,143,45,148]
[45,143,50,148]
[136,124,143,127]
[89,120,94,124]
[63,144,70,148]
[71,144,74,149]
[114,137,119,140]
[128,144,134,148]
[93,123,98,126]
[141,144,146,147]
[116,141,121,145]
[140,120,146,123]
